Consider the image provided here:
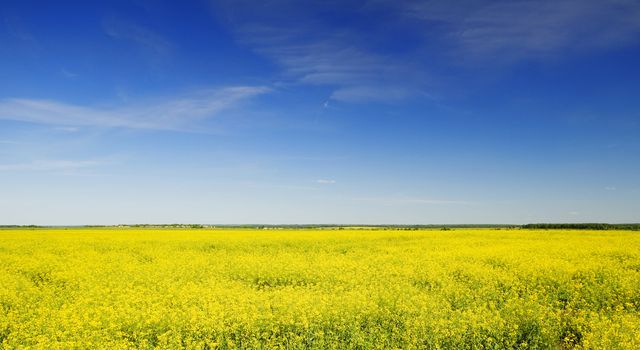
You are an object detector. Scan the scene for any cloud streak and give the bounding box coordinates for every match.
[218,1,424,103]
[0,160,105,172]
[220,0,640,100]
[351,196,471,205]
[247,34,415,102]
[405,0,640,61]
[102,16,171,55]
[0,86,270,131]
[316,179,336,184]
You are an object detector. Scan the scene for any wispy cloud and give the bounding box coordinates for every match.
[0,86,270,131]
[218,1,425,103]
[216,0,640,103]
[247,34,416,103]
[53,126,80,132]
[3,14,38,45]
[60,69,78,79]
[351,196,471,205]
[316,179,336,184]
[0,140,23,145]
[102,16,171,55]
[331,86,415,103]
[404,0,640,61]
[0,160,105,172]
[245,182,320,191]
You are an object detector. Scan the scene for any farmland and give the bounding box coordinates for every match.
[1,228,639,349]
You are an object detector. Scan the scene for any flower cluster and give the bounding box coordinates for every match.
[0,227,638,349]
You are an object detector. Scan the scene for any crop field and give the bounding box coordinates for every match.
[1,228,639,349]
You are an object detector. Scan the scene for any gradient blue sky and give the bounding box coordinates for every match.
[1,0,639,225]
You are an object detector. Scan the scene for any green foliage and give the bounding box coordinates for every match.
[522,223,640,230]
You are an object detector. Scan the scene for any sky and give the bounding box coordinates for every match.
[1,0,639,225]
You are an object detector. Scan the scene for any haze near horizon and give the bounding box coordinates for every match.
[1,0,639,225]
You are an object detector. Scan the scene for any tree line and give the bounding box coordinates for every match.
[521,223,640,230]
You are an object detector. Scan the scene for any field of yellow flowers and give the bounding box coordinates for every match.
[1,227,639,349]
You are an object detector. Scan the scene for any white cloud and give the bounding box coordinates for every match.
[331,86,414,103]
[0,86,270,131]
[249,37,416,102]
[102,16,171,55]
[0,160,104,172]
[351,196,470,205]
[405,0,640,61]
[60,69,78,79]
[216,0,640,104]
[267,41,392,84]
[218,2,425,103]
[605,186,616,191]
[53,126,80,132]
[3,14,38,45]
[316,179,336,184]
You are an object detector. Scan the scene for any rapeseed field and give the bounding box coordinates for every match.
[0,228,639,349]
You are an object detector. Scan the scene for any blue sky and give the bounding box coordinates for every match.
[1,0,639,225]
